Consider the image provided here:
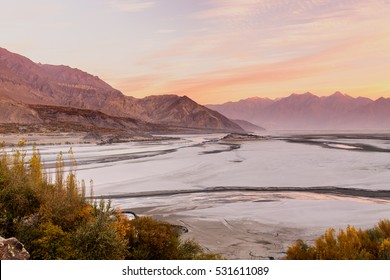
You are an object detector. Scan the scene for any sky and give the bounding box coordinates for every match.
[1,0,390,104]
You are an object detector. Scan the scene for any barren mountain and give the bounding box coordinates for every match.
[207,92,390,130]
[207,97,273,122]
[136,95,243,131]
[0,47,243,133]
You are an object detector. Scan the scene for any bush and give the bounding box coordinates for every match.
[29,221,74,260]
[125,217,180,260]
[0,145,220,260]
[286,220,390,260]
[124,217,223,260]
[177,239,224,260]
[73,200,128,260]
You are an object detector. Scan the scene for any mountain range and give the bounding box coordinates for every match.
[207,92,390,130]
[2,47,389,133]
[0,47,243,134]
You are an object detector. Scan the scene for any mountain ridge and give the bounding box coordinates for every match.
[0,47,244,134]
[207,92,390,130]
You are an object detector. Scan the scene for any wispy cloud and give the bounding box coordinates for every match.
[151,34,383,99]
[194,0,382,27]
[195,0,258,19]
[139,0,389,67]
[157,29,175,34]
[113,74,161,92]
[108,0,155,12]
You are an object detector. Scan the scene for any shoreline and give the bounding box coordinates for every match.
[0,131,181,147]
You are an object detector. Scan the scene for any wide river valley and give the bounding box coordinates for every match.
[23,132,390,259]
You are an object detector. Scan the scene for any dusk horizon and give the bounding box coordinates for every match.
[2,0,390,103]
[1,45,388,105]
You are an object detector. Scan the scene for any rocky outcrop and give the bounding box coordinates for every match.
[0,236,30,260]
[221,133,265,141]
[0,98,42,124]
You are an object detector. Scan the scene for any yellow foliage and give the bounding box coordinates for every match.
[286,240,316,260]
[1,145,222,260]
[31,222,74,260]
[29,146,44,186]
[286,222,390,260]
[114,209,132,239]
[55,151,64,188]
[377,220,390,239]
[379,239,390,259]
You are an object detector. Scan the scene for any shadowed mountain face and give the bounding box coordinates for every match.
[0,47,243,133]
[136,95,243,131]
[207,92,390,130]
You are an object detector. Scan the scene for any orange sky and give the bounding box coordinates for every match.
[2,0,390,104]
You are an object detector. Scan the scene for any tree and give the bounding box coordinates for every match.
[286,221,390,260]
[126,217,180,260]
[1,146,222,260]
[72,199,127,260]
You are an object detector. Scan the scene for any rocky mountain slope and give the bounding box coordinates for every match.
[207,92,390,130]
[0,47,243,133]
[136,95,242,131]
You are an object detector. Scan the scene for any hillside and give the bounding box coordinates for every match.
[0,47,244,134]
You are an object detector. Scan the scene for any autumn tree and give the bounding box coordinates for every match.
[0,145,222,260]
[287,220,390,260]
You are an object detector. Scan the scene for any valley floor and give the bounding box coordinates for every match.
[3,131,390,259]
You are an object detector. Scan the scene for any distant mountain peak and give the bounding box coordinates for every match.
[206,92,390,130]
[376,97,386,102]
[331,91,344,97]
[328,91,351,99]
[245,96,271,101]
[288,92,317,98]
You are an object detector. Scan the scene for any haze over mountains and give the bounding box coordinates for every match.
[1,47,389,133]
[0,47,243,134]
[207,92,390,130]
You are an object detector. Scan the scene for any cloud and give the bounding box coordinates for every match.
[194,0,383,27]
[160,34,379,95]
[157,29,176,34]
[108,0,155,12]
[112,28,389,103]
[112,74,162,92]
[195,0,258,19]
[138,0,390,67]
[108,0,390,103]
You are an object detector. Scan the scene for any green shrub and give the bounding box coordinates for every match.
[72,199,128,260]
